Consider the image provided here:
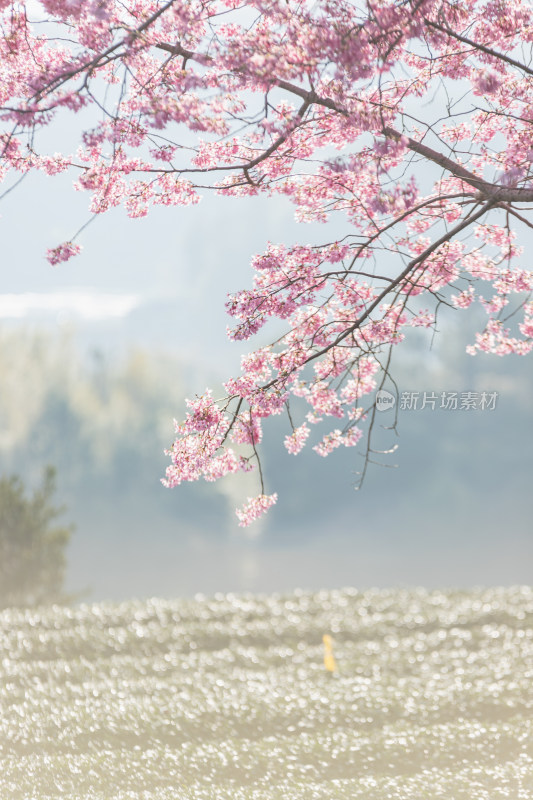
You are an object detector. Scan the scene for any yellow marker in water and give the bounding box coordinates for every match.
[322,634,337,673]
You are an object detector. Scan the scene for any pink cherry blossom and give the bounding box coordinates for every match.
[46,242,82,265]
[236,493,278,527]
[284,423,310,455]
[1,0,532,524]
[452,287,476,309]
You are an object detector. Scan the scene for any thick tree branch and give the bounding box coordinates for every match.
[424,19,533,77]
[382,127,533,203]
[156,43,533,203]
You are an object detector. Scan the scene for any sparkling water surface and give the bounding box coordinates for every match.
[1,587,532,799]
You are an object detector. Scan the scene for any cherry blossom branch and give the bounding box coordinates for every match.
[2,0,532,526]
[265,200,496,381]
[382,128,533,203]
[424,19,533,77]
[154,42,533,203]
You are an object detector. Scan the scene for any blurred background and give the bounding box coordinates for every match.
[1,166,532,602]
